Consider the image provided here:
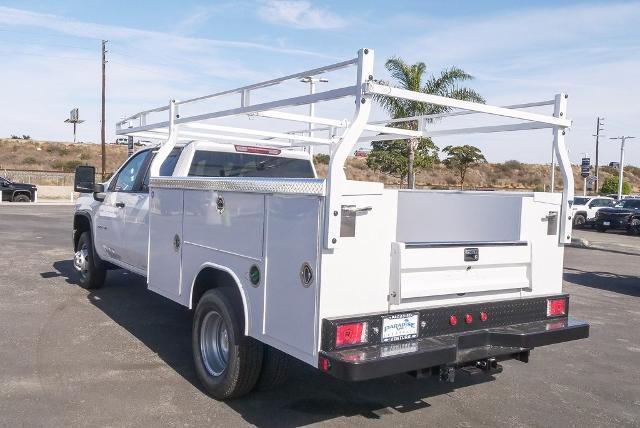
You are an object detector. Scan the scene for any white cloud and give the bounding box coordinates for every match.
[0,5,342,146]
[257,0,346,29]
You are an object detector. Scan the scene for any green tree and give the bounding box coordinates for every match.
[600,175,631,195]
[374,57,484,188]
[442,145,486,190]
[366,139,438,187]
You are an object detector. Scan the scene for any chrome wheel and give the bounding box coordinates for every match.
[74,243,89,280]
[200,311,229,376]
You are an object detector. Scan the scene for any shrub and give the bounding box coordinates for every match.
[314,154,330,165]
[10,134,19,139]
[22,135,31,140]
[600,176,631,195]
[22,156,37,165]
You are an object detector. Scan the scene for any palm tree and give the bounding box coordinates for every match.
[376,57,485,188]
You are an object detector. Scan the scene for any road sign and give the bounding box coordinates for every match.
[581,157,591,178]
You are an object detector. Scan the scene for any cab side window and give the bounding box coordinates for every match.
[109,150,152,192]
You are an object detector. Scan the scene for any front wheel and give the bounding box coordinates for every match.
[595,224,608,232]
[192,289,263,399]
[74,231,106,289]
[573,214,586,228]
[13,194,30,202]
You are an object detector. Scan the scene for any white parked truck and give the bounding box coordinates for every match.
[73,48,589,399]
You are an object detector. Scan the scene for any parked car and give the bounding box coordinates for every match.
[571,196,614,228]
[594,198,640,233]
[0,176,37,202]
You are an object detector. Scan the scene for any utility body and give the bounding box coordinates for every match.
[73,48,588,399]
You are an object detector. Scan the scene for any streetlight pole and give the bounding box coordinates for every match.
[300,77,328,156]
[593,117,604,189]
[609,136,636,200]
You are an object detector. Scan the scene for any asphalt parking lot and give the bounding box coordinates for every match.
[1,205,639,427]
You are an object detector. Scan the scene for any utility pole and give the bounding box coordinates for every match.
[300,77,328,157]
[609,136,636,200]
[593,117,604,190]
[101,40,108,180]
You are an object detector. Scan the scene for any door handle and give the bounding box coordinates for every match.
[115,202,125,208]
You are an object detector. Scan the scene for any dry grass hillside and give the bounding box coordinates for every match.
[1,138,638,192]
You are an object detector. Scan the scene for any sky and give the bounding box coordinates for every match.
[0,0,638,164]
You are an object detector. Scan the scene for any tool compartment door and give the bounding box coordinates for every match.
[148,188,184,300]
[263,195,321,357]
[390,242,531,303]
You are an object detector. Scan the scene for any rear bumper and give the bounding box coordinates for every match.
[320,317,589,381]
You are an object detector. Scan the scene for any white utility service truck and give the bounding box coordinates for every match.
[73,48,589,399]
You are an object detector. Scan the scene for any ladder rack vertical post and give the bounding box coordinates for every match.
[552,93,573,245]
[324,48,374,250]
[149,100,179,177]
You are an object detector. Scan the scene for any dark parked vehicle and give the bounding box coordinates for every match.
[595,198,640,234]
[0,176,37,202]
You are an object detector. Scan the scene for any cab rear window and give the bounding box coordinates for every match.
[188,151,314,178]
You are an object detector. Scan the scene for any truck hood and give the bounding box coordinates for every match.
[9,182,37,190]
[598,207,636,215]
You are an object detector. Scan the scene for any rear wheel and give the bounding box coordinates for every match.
[573,214,586,228]
[13,194,30,202]
[193,289,263,399]
[255,345,291,391]
[628,218,640,235]
[74,231,106,289]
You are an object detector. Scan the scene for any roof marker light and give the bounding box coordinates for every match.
[234,145,281,155]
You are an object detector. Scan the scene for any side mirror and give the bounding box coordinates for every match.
[74,166,96,193]
[93,183,106,202]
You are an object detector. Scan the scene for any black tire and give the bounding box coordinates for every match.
[13,194,30,202]
[628,218,640,235]
[254,345,290,391]
[573,214,586,228]
[75,231,106,289]
[192,289,263,400]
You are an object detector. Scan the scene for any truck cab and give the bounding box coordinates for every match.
[74,141,315,276]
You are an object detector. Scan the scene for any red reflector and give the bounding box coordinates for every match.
[465,314,473,324]
[234,144,281,155]
[449,315,458,326]
[480,312,488,322]
[319,357,331,372]
[335,322,368,348]
[547,298,567,317]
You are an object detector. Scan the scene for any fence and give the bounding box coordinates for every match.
[1,169,104,186]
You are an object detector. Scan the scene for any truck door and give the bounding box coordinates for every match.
[94,150,152,270]
[120,147,183,272]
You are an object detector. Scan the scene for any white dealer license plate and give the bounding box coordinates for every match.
[381,313,419,342]
[603,221,610,226]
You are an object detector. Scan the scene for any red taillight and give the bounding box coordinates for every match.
[335,322,368,348]
[234,145,281,155]
[465,314,473,324]
[480,311,488,322]
[547,298,567,317]
[319,357,331,372]
[449,315,458,326]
